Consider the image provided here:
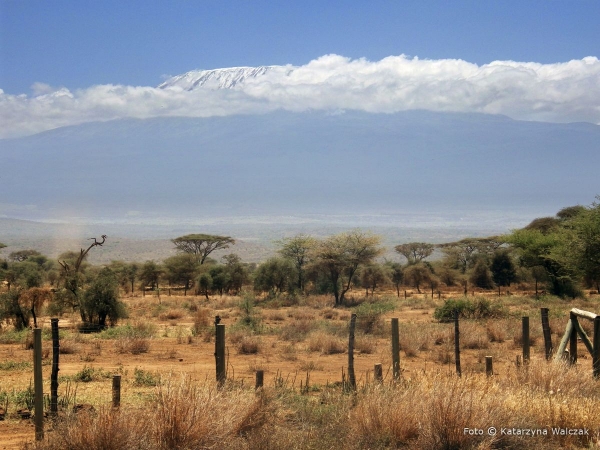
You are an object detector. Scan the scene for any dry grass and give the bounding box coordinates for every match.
[486,321,507,343]
[23,361,600,450]
[306,331,346,355]
[237,336,262,354]
[114,337,151,355]
[158,309,184,321]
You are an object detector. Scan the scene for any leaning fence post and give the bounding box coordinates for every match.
[593,316,600,378]
[540,308,552,360]
[50,318,59,416]
[215,322,226,386]
[522,316,530,364]
[454,310,461,377]
[33,328,44,441]
[112,375,121,408]
[391,318,400,381]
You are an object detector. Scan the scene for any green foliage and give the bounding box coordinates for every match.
[172,234,235,264]
[163,253,199,294]
[253,257,296,296]
[96,322,156,339]
[81,267,127,329]
[469,260,495,289]
[394,242,434,265]
[0,289,30,330]
[236,291,262,331]
[0,360,31,371]
[73,366,112,383]
[353,300,395,335]
[433,298,507,322]
[0,328,29,343]
[133,368,160,387]
[490,250,517,287]
[278,234,317,292]
[312,230,383,305]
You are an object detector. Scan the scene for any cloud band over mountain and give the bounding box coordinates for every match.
[1,54,599,138]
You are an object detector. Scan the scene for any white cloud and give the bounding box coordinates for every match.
[1,54,599,138]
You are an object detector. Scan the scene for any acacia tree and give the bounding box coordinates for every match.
[81,267,125,328]
[404,263,433,294]
[313,231,382,305]
[394,242,434,265]
[387,262,404,297]
[253,257,296,296]
[163,254,199,295]
[278,234,316,292]
[553,199,600,292]
[172,234,235,264]
[490,250,517,287]
[360,264,388,296]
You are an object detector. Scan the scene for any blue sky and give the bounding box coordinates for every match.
[1,0,599,94]
[1,0,599,138]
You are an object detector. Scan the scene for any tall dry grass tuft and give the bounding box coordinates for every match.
[348,385,420,448]
[151,375,265,449]
[26,407,149,450]
[415,375,512,450]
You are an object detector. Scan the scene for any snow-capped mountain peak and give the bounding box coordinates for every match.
[158,65,292,90]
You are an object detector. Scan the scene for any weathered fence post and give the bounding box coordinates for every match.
[522,316,530,364]
[454,310,461,377]
[215,322,226,386]
[112,375,121,408]
[569,312,578,365]
[391,318,400,381]
[374,363,383,383]
[255,370,264,390]
[348,314,357,391]
[50,318,59,416]
[593,316,600,378]
[540,308,552,360]
[33,328,44,441]
[485,356,493,377]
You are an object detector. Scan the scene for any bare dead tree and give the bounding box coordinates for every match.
[58,235,107,316]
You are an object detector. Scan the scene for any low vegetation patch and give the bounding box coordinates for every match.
[434,297,507,322]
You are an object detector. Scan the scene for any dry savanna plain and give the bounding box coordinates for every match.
[1,286,600,449]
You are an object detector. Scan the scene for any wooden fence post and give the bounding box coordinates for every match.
[593,316,600,378]
[255,370,264,390]
[540,308,552,360]
[374,363,383,383]
[33,328,44,441]
[50,318,59,416]
[485,356,493,377]
[522,316,530,364]
[391,318,400,381]
[348,314,357,391]
[569,312,578,365]
[215,323,226,386]
[454,310,461,377]
[112,375,121,408]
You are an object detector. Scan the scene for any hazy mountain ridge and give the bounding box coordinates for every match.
[1,110,598,223]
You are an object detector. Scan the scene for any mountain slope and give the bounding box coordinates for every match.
[1,110,598,221]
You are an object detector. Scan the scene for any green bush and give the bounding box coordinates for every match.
[434,297,507,322]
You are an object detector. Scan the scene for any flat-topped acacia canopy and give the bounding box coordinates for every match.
[171,234,235,264]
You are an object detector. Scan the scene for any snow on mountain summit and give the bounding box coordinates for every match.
[158,65,294,90]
